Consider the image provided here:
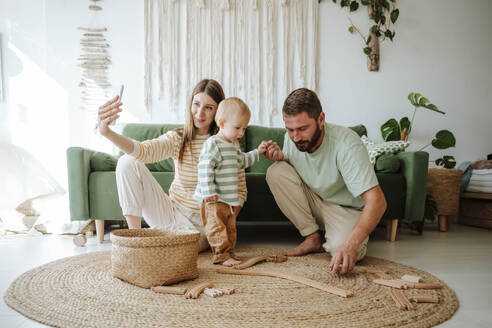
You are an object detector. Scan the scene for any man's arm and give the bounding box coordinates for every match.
[329,185,387,275]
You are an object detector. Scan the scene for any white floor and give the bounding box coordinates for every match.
[1,223,491,328]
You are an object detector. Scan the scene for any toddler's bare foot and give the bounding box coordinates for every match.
[230,252,241,261]
[284,231,324,256]
[221,258,242,267]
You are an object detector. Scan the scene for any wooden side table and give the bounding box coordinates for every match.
[459,192,492,229]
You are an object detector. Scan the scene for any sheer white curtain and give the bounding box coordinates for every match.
[0,142,64,211]
[0,142,93,235]
[144,0,319,126]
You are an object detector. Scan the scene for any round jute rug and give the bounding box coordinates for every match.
[4,248,458,328]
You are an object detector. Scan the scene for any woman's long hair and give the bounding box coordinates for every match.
[176,79,225,164]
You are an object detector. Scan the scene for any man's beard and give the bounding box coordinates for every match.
[294,123,323,152]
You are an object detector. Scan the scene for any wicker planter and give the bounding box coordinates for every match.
[110,228,200,288]
[426,168,463,231]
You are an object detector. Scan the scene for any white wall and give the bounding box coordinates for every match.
[319,0,492,164]
[0,0,144,190]
[1,0,491,190]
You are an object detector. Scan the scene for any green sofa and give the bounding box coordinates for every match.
[67,123,429,243]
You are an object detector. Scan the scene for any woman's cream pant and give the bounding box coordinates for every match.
[115,155,209,251]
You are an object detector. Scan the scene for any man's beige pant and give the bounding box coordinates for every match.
[115,155,209,252]
[266,161,368,260]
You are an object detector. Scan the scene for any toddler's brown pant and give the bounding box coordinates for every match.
[201,202,238,263]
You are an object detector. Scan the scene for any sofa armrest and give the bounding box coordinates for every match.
[67,147,97,221]
[395,151,429,222]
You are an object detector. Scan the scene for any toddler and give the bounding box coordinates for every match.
[194,97,267,266]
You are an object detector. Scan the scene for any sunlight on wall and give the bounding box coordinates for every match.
[7,41,69,190]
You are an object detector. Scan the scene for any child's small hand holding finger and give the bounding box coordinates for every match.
[258,141,268,155]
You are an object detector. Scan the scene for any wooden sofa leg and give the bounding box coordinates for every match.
[438,215,449,232]
[386,219,398,242]
[95,220,104,243]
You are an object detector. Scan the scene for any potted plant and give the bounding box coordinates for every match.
[381,92,461,232]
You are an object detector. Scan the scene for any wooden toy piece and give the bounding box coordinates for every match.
[151,286,188,295]
[185,282,213,299]
[359,267,390,275]
[401,274,422,283]
[358,267,393,279]
[73,234,87,247]
[234,255,287,270]
[374,271,393,280]
[203,288,224,298]
[389,289,405,310]
[221,287,235,295]
[391,280,442,289]
[217,268,353,298]
[390,289,413,310]
[412,283,442,289]
[372,279,409,289]
[409,295,440,303]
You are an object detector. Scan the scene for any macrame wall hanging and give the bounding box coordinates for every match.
[144,0,319,126]
[77,0,112,114]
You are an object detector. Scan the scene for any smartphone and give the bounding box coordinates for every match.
[110,85,124,126]
[118,85,124,102]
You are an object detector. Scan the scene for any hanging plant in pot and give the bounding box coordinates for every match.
[332,0,400,71]
[381,92,460,233]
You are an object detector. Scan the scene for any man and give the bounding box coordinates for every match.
[264,88,387,275]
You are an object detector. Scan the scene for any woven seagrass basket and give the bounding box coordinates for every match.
[426,168,463,215]
[110,228,200,288]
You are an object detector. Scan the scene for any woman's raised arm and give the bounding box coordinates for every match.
[97,96,134,154]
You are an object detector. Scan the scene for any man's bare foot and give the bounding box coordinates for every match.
[284,232,324,256]
[221,258,242,267]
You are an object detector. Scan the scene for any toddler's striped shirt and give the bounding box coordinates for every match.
[129,130,247,212]
[194,135,259,206]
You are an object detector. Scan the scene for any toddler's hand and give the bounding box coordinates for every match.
[205,195,218,203]
[258,141,269,155]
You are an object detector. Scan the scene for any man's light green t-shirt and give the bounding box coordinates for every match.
[283,122,378,209]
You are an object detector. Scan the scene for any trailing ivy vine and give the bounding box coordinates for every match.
[331,0,400,70]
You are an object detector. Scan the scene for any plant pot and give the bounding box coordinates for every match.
[426,168,463,231]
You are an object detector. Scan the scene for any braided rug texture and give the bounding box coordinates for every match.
[4,248,458,328]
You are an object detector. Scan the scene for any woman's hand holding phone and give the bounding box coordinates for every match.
[96,85,123,136]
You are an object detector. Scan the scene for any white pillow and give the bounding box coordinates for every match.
[361,135,410,164]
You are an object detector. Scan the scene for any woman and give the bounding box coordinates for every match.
[97,79,243,251]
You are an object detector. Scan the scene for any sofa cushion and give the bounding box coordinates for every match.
[375,154,400,173]
[90,152,118,171]
[361,135,410,164]
[246,125,286,173]
[348,124,367,137]
[119,123,182,172]
[119,123,182,141]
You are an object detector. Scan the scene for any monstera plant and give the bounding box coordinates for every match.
[381,93,458,230]
[381,92,456,168]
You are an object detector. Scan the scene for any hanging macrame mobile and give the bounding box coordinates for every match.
[77,0,111,113]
